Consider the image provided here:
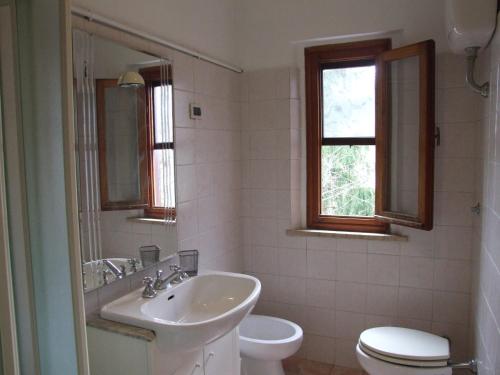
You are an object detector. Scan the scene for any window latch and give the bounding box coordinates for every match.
[435,126,441,146]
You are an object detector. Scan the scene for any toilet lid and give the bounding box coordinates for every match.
[359,327,450,362]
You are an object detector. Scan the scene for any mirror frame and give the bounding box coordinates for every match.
[375,40,435,230]
[95,78,149,210]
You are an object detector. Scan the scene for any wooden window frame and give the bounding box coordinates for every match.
[374,40,435,230]
[141,66,176,220]
[96,78,149,211]
[305,39,391,233]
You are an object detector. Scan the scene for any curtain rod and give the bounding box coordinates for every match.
[71,6,244,74]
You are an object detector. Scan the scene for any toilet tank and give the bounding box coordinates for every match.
[446,0,497,54]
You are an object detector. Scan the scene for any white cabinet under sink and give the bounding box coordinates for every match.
[87,325,240,375]
[203,329,239,375]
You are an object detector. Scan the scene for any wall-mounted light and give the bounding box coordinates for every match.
[117,71,145,88]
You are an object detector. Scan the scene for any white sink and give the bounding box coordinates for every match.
[100,271,261,352]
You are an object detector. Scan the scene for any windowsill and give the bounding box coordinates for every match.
[127,216,176,225]
[286,228,408,242]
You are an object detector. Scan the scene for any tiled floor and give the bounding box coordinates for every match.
[283,357,366,375]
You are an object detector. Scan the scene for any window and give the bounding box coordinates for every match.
[305,39,435,233]
[141,66,176,219]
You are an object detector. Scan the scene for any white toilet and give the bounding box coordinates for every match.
[356,327,452,375]
[239,315,303,375]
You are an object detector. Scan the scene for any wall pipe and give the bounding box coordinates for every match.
[465,46,489,97]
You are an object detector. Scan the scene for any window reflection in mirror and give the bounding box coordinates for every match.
[72,30,177,292]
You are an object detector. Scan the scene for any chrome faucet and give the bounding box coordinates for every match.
[103,259,125,279]
[153,264,189,291]
[142,277,157,298]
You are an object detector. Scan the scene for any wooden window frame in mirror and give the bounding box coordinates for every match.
[140,66,176,220]
[96,79,149,210]
[375,40,435,230]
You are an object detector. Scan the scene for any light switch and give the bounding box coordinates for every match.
[189,103,202,119]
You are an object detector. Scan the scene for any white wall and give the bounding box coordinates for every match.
[471,14,500,375]
[72,0,240,66]
[237,0,448,70]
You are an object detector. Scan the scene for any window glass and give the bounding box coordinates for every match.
[322,66,375,138]
[152,149,175,208]
[321,145,375,216]
[153,85,173,143]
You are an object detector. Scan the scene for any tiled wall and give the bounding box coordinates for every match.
[173,52,242,272]
[241,53,480,368]
[99,211,178,260]
[471,15,500,375]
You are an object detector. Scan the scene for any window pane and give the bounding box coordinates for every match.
[321,145,375,216]
[152,149,175,208]
[387,56,419,216]
[322,66,375,138]
[153,85,173,143]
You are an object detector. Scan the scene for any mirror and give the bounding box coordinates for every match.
[72,30,177,292]
[375,40,435,230]
[96,78,148,209]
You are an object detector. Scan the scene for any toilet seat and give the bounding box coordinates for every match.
[356,344,453,375]
[359,327,450,368]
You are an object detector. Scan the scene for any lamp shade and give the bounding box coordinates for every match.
[117,71,145,88]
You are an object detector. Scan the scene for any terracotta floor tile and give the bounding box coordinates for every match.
[330,366,363,375]
[283,356,303,374]
[298,359,333,375]
[282,358,362,375]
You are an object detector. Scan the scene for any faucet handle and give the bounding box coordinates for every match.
[143,276,154,287]
[128,258,140,272]
[142,277,157,299]
[153,270,166,290]
[102,269,112,285]
[169,264,181,272]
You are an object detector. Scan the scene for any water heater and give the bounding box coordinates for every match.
[446,0,497,54]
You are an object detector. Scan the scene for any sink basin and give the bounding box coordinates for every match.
[100,271,261,352]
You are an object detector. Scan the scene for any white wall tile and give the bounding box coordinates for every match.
[367,240,400,255]
[252,246,278,274]
[399,257,434,289]
[366,285,398,317]
[335,311,365,340]
[367,254,399,286]
[304,307,335,336]
[434,226,472,260]
[277,276,306,305]
[336,252,367,283]
[397,287,433,320]
[278,247,307,277]
[305,334,336,364]
[433,291,469,324]
[307,236,337,251]
[335,282,366,313]
[306,278,335,309]
[307,249,336,280]
[433,259,471,293]
[336,238,367,253]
